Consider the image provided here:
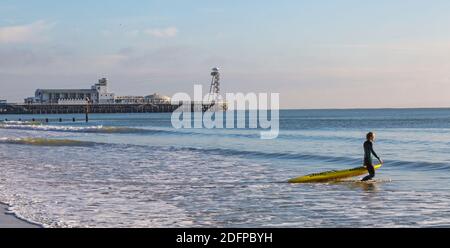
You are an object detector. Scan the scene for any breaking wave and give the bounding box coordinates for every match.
[1,121,41,126]
[0,124,150,134]
[0,137,98,147]
[0,123,254,137]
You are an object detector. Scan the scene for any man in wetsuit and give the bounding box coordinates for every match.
[362,132,383,182]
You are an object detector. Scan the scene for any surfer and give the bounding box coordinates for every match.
[362,132,383,181]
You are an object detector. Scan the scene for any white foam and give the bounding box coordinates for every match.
[0,124,104,132]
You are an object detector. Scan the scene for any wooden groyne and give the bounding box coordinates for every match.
[2,117,88,123]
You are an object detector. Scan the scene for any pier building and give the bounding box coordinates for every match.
[26,78,115,104]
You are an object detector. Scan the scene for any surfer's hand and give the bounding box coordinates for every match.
[379,159,384,164]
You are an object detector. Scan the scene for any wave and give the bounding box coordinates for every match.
[0,122,363,140]
[2,123,449,171]
[8,122,448,145]
[5,123,449,145]
[168,146,450,171]
[1,121,41,126]
[386,160,450,171]
[0,124,155,134]
[4,135,444,171]
[0,137,98,147]
[0,123,260,138]
[177,146,356,163]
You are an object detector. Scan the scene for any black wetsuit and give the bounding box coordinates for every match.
[362,140,380,181]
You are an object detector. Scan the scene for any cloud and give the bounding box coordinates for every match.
[0,20,52,44]
[144,27,178,38]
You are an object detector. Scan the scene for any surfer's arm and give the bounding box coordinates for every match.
[370,143,381,161]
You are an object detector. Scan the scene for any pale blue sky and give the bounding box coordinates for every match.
[1,0,450,108]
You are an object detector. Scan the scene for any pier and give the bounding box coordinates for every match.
[0,68,227,116]
[1,103,180,115]
[1,102,225,115]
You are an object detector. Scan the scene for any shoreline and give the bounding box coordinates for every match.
[0,203,42,228]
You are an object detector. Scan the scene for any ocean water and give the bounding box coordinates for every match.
[1,109,450,228]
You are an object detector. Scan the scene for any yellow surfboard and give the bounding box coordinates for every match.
[288,164,383,183]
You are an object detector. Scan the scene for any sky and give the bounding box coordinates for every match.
[1,0,450,109]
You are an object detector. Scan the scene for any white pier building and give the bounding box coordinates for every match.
[24,78,171,105]
[26,78,114,104]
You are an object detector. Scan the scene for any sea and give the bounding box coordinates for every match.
[1,109,450,228]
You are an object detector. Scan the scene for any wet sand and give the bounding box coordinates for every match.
[0,203,41,228]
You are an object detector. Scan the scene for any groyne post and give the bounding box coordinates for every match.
[85,98,90,123]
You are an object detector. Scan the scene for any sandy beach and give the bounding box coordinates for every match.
[0,203,41,228]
